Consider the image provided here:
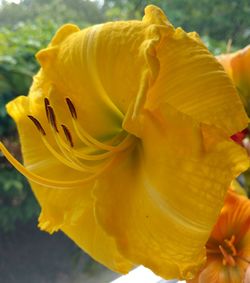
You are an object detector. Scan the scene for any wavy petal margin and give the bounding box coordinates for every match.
[94,103,249,279]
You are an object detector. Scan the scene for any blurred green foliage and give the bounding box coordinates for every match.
[0,19,59,232]
[0,0,104,26]
[0,0,249,232]
[0,0,105,233]
[0,20,57,136]
[0,167,39,232]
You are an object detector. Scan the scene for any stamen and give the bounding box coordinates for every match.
[47,105,59,133]
[6,98,135,190]
[42,115,111,172]
[66,97,77,119]
[61,124,74,147]
[43,101,118,170]
[0,141,116,189]
[65,98,101,148]
[55,127,135,161]
[41,135,95,172]
[224,235,237,256]
[44,97,50,120]
[28,115,46,136]
[27,112,94,172]
[50,131,107,173]
[52,129,115,161]
[73,134,135,160]
[72,118,126,151]
[65,97,135,153]
[42,104,89,170]
[219,245,236,266]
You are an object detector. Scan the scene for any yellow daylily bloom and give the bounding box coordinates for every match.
[1,5,249,280]
[187,190,250,283]
[217,45,250,116]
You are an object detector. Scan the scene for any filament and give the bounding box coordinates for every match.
[56,126,116,161]
[58,126,135,161]
[44,106,97,172]
[72,118,135,153]
[0,141,115,189]
[1,97,135,190]
[41,135,96,172]
[71,118,118,151]
[50,129,114,173]
[28,107,93,172]
[65,97,136,153]
[66,97,125,151]
[44,103,129,168]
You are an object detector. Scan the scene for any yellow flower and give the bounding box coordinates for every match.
[187,190,250,283]
[0,5,249,280]
[217,45,250,116]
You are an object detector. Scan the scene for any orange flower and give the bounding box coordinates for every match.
[188,190,250,283]
[217,45,250,116]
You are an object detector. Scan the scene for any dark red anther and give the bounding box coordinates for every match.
[66,98,77,119]
[44,97,50,120]
[61,124,74,147]
[47,106,59,133]
[27,115,46,136]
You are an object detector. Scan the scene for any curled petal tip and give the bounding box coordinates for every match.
[143,5,171,26]
[51,24,80,46]
[36,46,58,67]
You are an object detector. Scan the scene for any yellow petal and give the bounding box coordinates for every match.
[6,95,132,273]
[3,6,173,274]
[35,6,174,140]
[61,204,133,273]
[145,28,248,136]
[6,95,93,229]
[94,103,249,280]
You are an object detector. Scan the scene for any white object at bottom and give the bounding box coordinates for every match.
[110,266,186,283]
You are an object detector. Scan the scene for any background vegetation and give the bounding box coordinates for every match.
[0,0,249,232]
